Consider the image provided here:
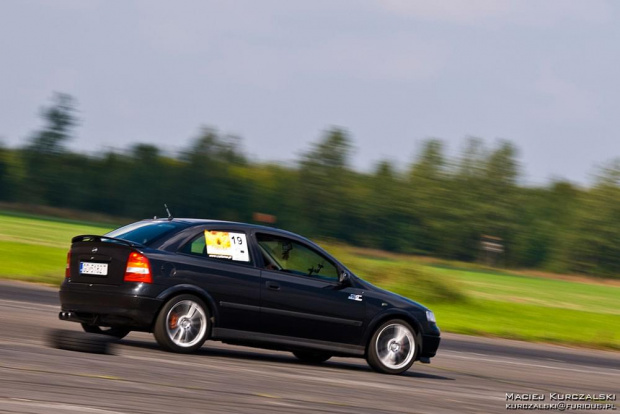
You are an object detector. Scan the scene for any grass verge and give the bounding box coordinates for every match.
[0,213,112,285]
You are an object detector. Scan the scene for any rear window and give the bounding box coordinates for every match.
[106,221,185,245]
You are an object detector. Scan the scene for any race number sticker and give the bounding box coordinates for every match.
[205,231,250,262]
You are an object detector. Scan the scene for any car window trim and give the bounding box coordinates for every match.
[261,267,341,284]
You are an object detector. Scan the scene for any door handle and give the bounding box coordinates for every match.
[266,281,280,291]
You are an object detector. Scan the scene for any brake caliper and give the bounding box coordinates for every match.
[169,313,178,329]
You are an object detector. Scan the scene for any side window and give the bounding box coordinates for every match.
[181,233,208,255]
[257,233,338,281]
[179,230,251,263]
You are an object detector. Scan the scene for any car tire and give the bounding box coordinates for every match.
[47,329,115,355]
[366,319,418,375]
[81,323,130,339]
[292,350,332,364]
[154,294,210,353]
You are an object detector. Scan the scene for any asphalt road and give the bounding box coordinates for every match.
[0,280,618,414]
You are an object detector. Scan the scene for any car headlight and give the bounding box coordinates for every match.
[426,310,436,324]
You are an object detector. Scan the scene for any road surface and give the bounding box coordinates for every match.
[0,280,617,413]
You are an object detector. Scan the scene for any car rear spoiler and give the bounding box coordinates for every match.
[71,235,144,248]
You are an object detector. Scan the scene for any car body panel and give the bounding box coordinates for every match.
[259,268,366,345]
[172,254,261,332]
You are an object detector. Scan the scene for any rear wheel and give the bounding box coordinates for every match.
[292,350,331,364]
[154,295,210,353]
[81,324,130,339]
[366,319,418,375]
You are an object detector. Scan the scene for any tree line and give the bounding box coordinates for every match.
[1,93,619,278]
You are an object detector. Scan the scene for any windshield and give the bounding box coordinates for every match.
[106,221,186,245]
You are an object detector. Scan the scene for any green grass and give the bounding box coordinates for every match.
[0,212,618,350]
[430,267,620,316]
[431,300,618,349]
[0,214,112,284]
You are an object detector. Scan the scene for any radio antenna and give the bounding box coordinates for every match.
[164,204,173,221]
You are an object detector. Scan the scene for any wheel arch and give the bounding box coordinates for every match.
[362,310,423,356]
[153,284,219,330]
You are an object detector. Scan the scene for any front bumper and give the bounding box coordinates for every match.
[59,281,163,330]
[420,333,441,358]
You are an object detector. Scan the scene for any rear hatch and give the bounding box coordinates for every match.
[68,235,137,286]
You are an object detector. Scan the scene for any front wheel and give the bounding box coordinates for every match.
[366,319,418,375]
[292,350,331,364]
[153,295,210,353]
[81,324,130,339]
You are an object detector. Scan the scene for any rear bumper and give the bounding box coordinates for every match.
[59,281,163,330]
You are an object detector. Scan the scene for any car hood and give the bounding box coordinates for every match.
[356,277,430,312]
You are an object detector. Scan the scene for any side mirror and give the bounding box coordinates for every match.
[339,271,351,286]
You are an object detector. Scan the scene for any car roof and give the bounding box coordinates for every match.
[144,217,350,273]
[149,218,307,240]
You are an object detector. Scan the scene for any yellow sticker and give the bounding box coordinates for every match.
[205,231,249,262]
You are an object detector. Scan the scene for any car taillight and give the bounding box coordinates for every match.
[124,252,152,283]
[65,251,71,278]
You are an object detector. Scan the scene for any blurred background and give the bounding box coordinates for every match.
[0,1,618,348]
[2,92,619,277]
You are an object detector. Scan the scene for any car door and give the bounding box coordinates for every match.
[256,232,366,346]
[173,227,261,332]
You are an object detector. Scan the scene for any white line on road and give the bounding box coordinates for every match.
[0,299,59,311]
[0,398,128,414]
[440,350,620,377]
[122,354,501,402]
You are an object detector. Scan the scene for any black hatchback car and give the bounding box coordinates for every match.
[59,219,440,374]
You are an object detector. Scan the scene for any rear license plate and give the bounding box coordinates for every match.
[79,262,108,276]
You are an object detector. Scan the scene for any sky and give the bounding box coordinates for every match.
[1,0,619,185]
